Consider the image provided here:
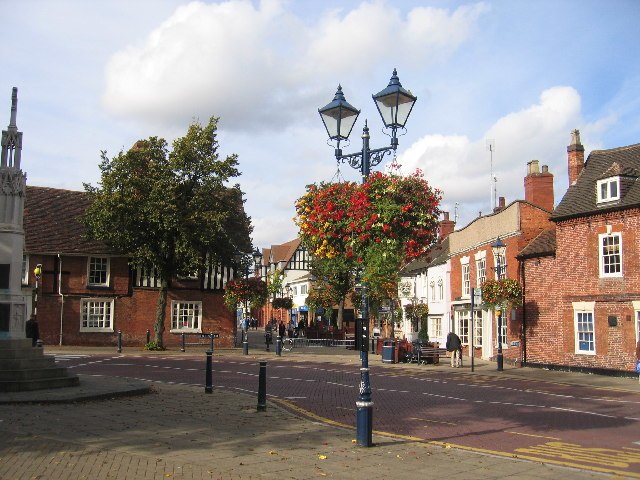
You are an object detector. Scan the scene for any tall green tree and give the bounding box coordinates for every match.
[83,117,252,348]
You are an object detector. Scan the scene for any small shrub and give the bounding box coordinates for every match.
[144,341,165,351]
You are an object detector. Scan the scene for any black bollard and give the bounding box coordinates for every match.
[117,330,122,353]
[205,350,213,394]
[242,329,249,355]
[276,336,282,356]
[146,329,151,344]
[209,333,214,352]
[181,332,186,352]
[257,360,267,412]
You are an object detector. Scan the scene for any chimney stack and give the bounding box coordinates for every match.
[493,196,506,213]
[567,129,585,186]
[524,160,554,211]
[439,211,455,240]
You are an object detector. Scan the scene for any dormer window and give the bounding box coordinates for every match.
[597,177,620,203]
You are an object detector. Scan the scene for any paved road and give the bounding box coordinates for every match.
[55,350,640,478]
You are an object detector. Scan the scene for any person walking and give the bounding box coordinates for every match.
[278,321,286,340]
[25,314,40,347]
[446,331,462,368]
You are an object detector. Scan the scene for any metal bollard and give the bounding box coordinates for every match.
[257,360,267,412]
[242,330,249,355]
[209,333,214,352]
[276,336,282,356]
[205,350,213,394]
[117,330,122,353]
[146,329,151,344]
[181,332,186,352]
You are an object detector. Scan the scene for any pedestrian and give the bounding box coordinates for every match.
[446,331,462,368]
[25,314,40,347]
[278,321,286,339]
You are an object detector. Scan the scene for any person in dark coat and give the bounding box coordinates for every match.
[278,321,286,339]
[446,331,462,368]
[25,315,40,347]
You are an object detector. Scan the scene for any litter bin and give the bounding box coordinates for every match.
[382,340,396,364]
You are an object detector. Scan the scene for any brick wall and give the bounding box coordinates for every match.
[31,253,237,349]
[524,209,640,372]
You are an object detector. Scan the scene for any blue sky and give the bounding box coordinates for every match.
[1,0,639,249]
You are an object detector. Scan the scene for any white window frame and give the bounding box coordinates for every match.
[430,280,436,301]
[455,310,470,345]
[473,309,483,346]
[573,301,595,355]
[494,254,506,280]
[496,311,507,347]
[596,177,620,203]
[88,256,110,287]
[429,315,442,339]
[461,256,470,298]
[437,278,444,300]
[80,298,114,332]
[301,284,308,295]
[476,258,486,287]
[599,232,622,278]
[170,301,202,332]
[21,254,29,285]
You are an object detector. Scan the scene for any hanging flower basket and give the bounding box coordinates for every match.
[481,278,523,310]
[405,303,429,321]
[272,297,293,310]
[223,277,268,312]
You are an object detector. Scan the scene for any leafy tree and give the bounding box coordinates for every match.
[83,117,252,348]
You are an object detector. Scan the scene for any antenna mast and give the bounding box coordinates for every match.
[486,139,496,210]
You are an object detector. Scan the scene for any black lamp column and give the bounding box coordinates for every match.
[491,237,506,372]
[318,69,417,448]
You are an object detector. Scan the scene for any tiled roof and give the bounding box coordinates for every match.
[517,228,556,259]
[552,143,640,221]
[400,236,451,274]
[24,186,115,255]
[269,238,300,265]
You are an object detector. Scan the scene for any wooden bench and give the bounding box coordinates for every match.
[404,344,447,365]
[416,346,447,365]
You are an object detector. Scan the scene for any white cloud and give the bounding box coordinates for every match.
[102,0,489,134]
[396,86,589,224]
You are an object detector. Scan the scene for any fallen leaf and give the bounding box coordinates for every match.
[318,455,327,460]
[269,451,278,455]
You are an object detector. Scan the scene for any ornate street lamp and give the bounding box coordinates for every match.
[491,237,507,371]
[318,69,417,447]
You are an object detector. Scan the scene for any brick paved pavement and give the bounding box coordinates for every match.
[1,344,637,479]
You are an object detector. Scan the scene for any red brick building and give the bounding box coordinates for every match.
[24,186,238,348]
[519,131,640,374]
[448,160,555,364]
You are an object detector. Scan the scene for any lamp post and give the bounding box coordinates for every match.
[318,69,417,447]
[491,237,506,371]
[235,248,263,354]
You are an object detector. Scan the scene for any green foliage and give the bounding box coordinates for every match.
[418,321,430,342]
[83,117,252,348]
[267,269,285,298]
[144,341,166,351]
[272,297,293,310]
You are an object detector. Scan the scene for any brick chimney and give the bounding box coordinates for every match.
[493,196,506,213]
[524,160,554,211]
[439,211,455,240]
[567,129,585,186]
